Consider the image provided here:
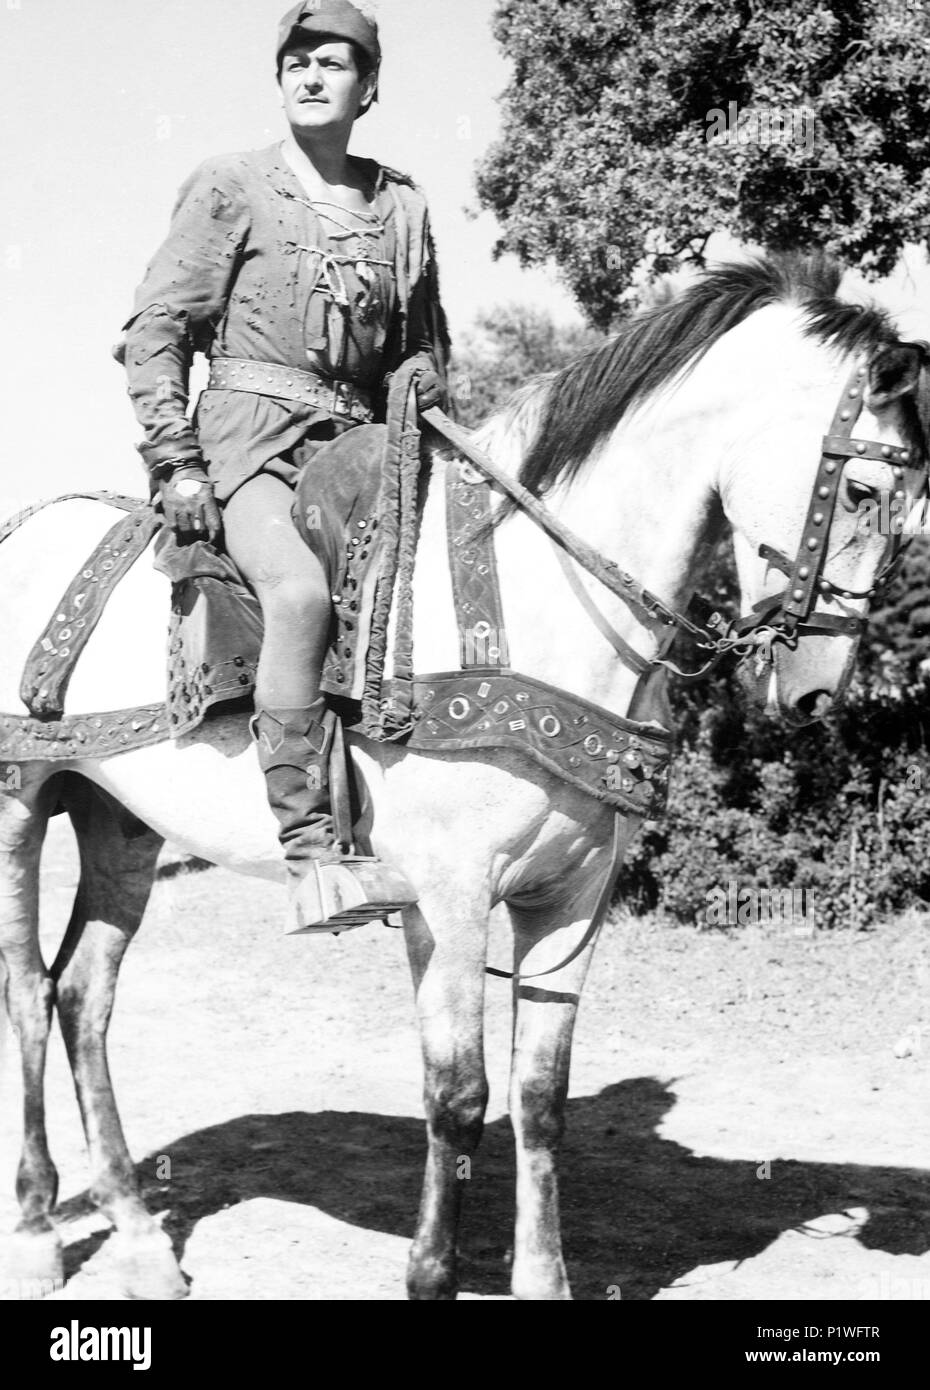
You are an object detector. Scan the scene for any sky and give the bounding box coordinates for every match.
[0,0,578,500]
[4,0,930,506]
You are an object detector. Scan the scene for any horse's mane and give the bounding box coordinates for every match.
[494,252,927,503]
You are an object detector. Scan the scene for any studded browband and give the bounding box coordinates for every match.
[734,360,927,647]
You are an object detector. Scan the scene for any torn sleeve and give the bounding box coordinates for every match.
[116,158,251,475]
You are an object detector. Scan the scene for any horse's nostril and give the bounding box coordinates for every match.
[795,689,833,721]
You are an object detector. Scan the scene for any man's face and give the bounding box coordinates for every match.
[279,39,374,132]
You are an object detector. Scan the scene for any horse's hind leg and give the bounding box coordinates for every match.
[0,770,64,1297]
[403,883,491,1301]
[506,879,605,1301]
[51,778,186,1300]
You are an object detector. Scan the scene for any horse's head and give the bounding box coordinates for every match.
[726,339,930,726]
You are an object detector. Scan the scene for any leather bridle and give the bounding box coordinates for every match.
[425,347,929,684]
[721,356,929,672]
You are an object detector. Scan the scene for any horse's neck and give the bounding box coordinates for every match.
[497,440,717,718]
[411,410,718,726]
[413,307,849,723]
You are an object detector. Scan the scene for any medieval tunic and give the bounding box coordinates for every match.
[119,143,448,502]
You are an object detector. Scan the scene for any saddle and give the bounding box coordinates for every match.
[0,366,671,819]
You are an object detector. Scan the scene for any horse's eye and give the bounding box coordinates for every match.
[844,478,881,511]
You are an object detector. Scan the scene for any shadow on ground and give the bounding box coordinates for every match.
[56,1078,930,1300]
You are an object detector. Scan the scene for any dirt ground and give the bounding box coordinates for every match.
[1,815,929,1302]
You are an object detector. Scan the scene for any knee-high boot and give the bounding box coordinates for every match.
[250,699,418,933]
[251,699,341,867]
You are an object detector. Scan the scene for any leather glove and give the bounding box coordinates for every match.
[156,465,222,544]
[414,368,444,412]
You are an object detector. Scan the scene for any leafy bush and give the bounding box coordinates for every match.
[619,674,930,929]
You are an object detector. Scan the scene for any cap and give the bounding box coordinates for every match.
[276,1,381,72]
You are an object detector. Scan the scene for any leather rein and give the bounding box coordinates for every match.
[423,356,929,683]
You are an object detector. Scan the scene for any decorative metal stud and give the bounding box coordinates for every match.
[793,588,804,602]
[813,512,824,525]
[840,410,851,422]
[798,566,810,579]
[856,442,866,454]
[825,461,836,474]
[807,537,818,550]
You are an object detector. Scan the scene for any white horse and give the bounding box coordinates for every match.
[1,256,927,1300]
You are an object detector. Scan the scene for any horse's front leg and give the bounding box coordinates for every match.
[0,772,62,1297]
[403,882,490,1301]
[506,873,607,1301]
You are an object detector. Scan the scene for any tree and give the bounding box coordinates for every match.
[861,540,930,684]
[450,303,603,426]
[476,0,930,327]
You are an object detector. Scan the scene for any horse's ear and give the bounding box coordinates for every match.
[865,343,925,410]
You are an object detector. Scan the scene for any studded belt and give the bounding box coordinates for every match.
[206,358,374,424]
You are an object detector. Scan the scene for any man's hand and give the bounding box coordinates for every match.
[414,368,444,412]
[157,465,222,543]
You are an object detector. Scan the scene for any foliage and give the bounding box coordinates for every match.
[620,531,930,929]
[477,0,930,326]
[861,539,930,685]
[450,303,604,427]
[618,666,930,930]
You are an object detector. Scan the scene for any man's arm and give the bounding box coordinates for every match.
[116,157,250,487]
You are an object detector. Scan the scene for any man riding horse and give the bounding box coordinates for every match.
[117,1,450,931]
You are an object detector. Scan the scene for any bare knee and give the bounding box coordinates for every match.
[257,570,331,629]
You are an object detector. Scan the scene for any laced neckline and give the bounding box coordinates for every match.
[273,143,385,228]
[308,198,389,241]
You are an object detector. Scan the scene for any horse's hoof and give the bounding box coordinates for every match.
[406,1251,458,1300]
[1,1228,65,1299]
[110,1230,188,1301]
[511,1259,573,1300]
